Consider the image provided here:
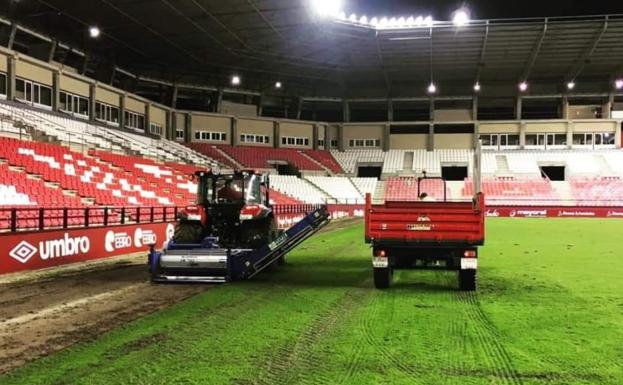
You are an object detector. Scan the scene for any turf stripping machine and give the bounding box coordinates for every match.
[148,170,330,283]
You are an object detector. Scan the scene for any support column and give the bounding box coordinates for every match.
[566,121,574,149]
[144,103,151,134]
[519,122,527,149]
[166,110,173,140]
[6,56,16,100]
[312,124,319,150]
[296,98,303,120]
[118,94,126,130]
[215,90,223,113]
[338,124,344,151]
[387,99,394,122]
[472,96,478,121]
[7,23,17,50]
[427,123,435,151]
[603,94,614,119]
[185,113,192,144]
[88,83,96,121]
[516,96,523,120]
[231,117,238,146]
[383,124,390,152]
[562,96,569,120]
[473,122,480,148]
[342,101,350,123]
[52,71,60,112]
[615,122,622,148]
[48,40,57,63]
[429,97,435,122]
[257,94,264,117]
[171,85,178,109]
[273,121,280,148]
[324,124,330,150]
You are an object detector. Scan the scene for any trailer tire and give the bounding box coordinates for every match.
[374,267,391,289]
[172,221,203,244]
[458,269,477,291]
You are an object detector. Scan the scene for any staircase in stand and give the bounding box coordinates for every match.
[213,146,244,170]
[495,154,511,175]
[400,152,414,175]
[299,151,334,175]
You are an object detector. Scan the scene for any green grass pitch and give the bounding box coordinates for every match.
[3,218,622,385]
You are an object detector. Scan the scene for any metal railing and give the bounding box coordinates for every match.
[0,206,180,233]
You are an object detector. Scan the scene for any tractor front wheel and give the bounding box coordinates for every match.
[172,221,203,244]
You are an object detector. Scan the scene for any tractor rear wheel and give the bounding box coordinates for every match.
[172,221,203,244]
[374,267,391,289]
[458,269,477,291]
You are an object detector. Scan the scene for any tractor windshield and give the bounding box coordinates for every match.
[199,173,262,205]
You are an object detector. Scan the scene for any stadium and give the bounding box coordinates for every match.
[0,0,622,383]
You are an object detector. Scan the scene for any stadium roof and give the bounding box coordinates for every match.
[3,1,623,99]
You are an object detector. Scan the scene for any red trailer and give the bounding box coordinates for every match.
[364,148,485,290]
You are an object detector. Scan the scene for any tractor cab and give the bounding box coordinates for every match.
[174,170,276,248]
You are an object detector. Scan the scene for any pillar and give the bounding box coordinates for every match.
[383,124,390,152]
[231,117,238,146]
[429,98,435,122]
[296,98,303,120]
[171,85,178,109]
[169,111,176,140]
[144,103,151,134]
[342,101,350,123]
[215,90,223,113]
[312,124,319,150]
[52,71,60,111]
[338,124,345,151]
[324,124,331,150]
[519,122,527,149]
[427,123,434,151]
[473,122,480,148]
[602,94,614,119]
[472,96,478,121]
[566,121,573,149]
[387,100,394,122]
[6,56,16,100]
[516,96,523,120]
[48,40,57,63]
[89,83,96,121]
[118,94,126,129]
[562,96,569,120]
[257,94,263,117]
[273,121,280,148]
[185,113,192,144]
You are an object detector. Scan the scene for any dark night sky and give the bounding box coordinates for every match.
[348,0,623,20]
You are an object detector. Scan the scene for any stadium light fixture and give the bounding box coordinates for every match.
[231,75,241,86]
[566,81,576,90]
[312,0,342,17]
[519,81,528,92]
[473,82,481,92]
[427,83,437,94]
[275,81,282,89]
[349,13,357,22]
[360,16,368,24]
[89,26,101,38]
[615,79,623,90]
[370,17,379,26]
[452,9,470,27]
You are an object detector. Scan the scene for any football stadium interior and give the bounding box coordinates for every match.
[0,0,622,384]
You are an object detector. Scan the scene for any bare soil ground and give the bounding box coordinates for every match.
[0,256,210,373]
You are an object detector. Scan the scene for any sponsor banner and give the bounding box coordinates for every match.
[1,223,175,275]
[487,206,623,218]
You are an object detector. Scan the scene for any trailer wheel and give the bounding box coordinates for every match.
[458,270,477,291]
[374,267,392,289]
[172,221,203,244]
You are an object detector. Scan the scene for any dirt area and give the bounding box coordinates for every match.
[0,256,211,373]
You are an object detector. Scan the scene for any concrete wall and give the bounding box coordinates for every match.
[96,86,121,106]
[435,134,474,149]
[221,101,257,117]
[15,59,53,86]
[191,114,231,143]
[479,122,520,134]
[280,121,313,149]
[59,74,89,97]
[150,105,167,126]
[525,122,567,133]
[0,52,8,72]
[343,124,384,147]
[573,121,617,133]
[434,109,472,122]
[389,134,428,149]
[237,118,273,146]
[125,97,145,114]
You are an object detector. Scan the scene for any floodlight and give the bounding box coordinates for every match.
[474,82,481,92]
[566,81,575,90]
[275,81,282,89]
[452,9,470,27]
[519,81,528,92]
[89,26,101,38]
[427,83,437,94]
[615,79,623,89]
[231,75,241,86]
[312,0,342,17]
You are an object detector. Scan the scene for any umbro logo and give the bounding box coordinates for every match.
[9,241,38,264]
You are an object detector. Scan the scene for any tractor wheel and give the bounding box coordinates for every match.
[172,221,203,244]
[458,270,477,291]
[374,267,391,289]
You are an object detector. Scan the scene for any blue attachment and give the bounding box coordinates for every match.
[149,251,162,275]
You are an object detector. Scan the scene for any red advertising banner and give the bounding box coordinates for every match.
[1,222,175,275]
[485,206,623,218]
